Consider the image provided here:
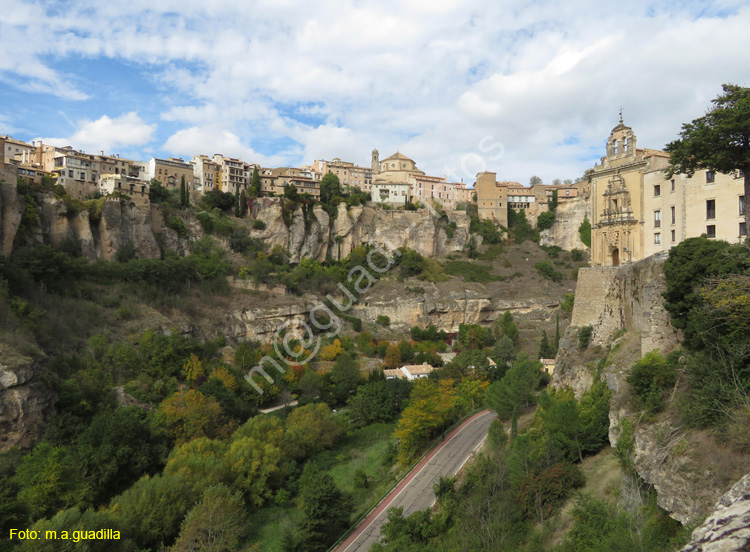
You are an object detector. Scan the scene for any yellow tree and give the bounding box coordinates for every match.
[158,390,230,445]
[395,379,456,464]
[384,343,402,369]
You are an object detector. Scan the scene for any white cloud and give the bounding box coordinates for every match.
[38,112,155,154]
[3,0,750,182]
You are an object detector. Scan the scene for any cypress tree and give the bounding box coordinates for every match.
[511,405,518,439]
[555,314,561,350]
[180,175,186,207]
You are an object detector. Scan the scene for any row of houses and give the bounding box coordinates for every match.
[1,136,476,209]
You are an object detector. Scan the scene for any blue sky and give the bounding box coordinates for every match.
[2,0,750,184]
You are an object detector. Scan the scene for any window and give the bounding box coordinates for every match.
[706,199,716,219]
[740,222,747,237]
[654,210,661,228]
[671,179,675,191]
[654,233,661,244]
[741,196,746,216]
[68,170,73,177]
[706,170,715,183]
[654,184,661,197]
[671,206,676,225]
[671,230,676,242]
[706,225,716,238]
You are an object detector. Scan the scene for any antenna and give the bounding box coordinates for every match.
[619,107,623,123]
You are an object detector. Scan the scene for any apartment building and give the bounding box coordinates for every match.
[311,158,371,191]
[100,174,150,205]
[212,154,250,194]
[191,155,221,195]
[148,157,195,190]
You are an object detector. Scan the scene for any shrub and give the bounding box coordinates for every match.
[571,249,585,262]
[167,216,187,237]
[252,219,266,230]
[376,315,391,327]
[534,261,563,282]
[626,351,678,414]
[579,215,591,247]
[537,211,556,231]
[578,326,593,349]
[561,293,575,313]
[445,261,503,283]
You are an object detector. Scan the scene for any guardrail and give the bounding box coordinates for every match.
[325,407,490,552]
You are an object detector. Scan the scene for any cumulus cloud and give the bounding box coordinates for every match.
[38,112,156,154]
[3,0,750,182]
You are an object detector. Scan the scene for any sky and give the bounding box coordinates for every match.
[1,0,750,186]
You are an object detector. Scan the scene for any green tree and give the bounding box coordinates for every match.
[539,330,556,358]
[497,311,519,344]
[665,84,750,229]
[239,190,247,217]
[297,464,351,551]
[170,484,246,552]
[13,443,90,519]
[283,403,343,460]
[549,189,559,212]
[486,357,542,418]
[320,173,342,211]
[330,353,361,404]
[250,166,261,197]
[226,437,283,507]
[284,183,299,201]
[579,215,591,247]
[180,175,186,207]
[537,210,556,231]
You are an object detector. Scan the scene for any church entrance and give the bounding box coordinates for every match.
[612,248,620,266]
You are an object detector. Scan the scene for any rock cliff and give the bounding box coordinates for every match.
[680,471,750,552]
[0,345,55,453]
[539,196,589,251]
[551,254,736,526]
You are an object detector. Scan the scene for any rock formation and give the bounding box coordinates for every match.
[539,196,589,251]
[680,472,750,552]
[0,345,55,453]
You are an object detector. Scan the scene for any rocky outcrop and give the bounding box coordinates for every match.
[680,471,750,552]
[0,346,55,453]
[0,169,24,255]
[249,198,474,263]
[551,254,734,525]
[539,196,589,251]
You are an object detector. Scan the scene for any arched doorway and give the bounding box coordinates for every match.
[612,248,620,266]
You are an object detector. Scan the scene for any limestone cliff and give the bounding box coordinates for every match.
[539,196,589,251]
[0,345,55,453]
[2,185,472,262]
[680,472,750,552]
[249,198,475,263]
[551,254,736,526]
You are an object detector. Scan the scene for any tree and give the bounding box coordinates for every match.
[180,175,187,207]
[486,357,542,418]
[529,175,543,185]
[283,403,343,460]
[149,179,169,202]
[549,189,559,212]
[665,84,750,230]
[250,166,261,197]
[284,183,299,201]
[578,215,591,248]
[297,464,351,551]
[384,343,402,369]
[239,190,247,217]
[539,330,556,358]
[496,311,519,344]
[330,353,361,404]
[395,379,456,463]
[158,390,230,445]
[170,484,247,552]
[537,210,555,231]
[320,173,341,207]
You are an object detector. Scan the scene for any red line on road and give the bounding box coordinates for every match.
[334,409,491,552]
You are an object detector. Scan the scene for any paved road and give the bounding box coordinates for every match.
[335,409,498,552]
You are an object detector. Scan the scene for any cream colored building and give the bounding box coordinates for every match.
[372,182,411,205]
[643,168,747,256]
[474,171,511,227]
[212,154,249,194]
[191,155,221,195]
[1,136,35,164]
[100,174,150,205]
[589,118,670,266]
[311,158,370,191]
[372,150,425,185]
[149,157,195,191]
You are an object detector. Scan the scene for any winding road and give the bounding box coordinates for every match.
[334,409,498,552]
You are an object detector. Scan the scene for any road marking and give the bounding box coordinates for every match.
[340,411,493,552]
[430,426,492,507]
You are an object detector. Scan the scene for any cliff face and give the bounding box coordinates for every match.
[0,345,55,453]
[680,472,750,552]
[539,196,589,251]
[551,255,736,526]
[249,198,475,263]
[2,185,472,262]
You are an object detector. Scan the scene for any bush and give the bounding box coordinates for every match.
[252,219,266,230]
[376,315,391,327]
[579,215,591,247]
[534,261,564,282]
[627,351,678,414]
[578,326,593,349]
[167,216,187,237]
[445,261,503,283]
[571,249,585,262]
[561,293,575,313]
[537,211,556,231]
